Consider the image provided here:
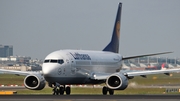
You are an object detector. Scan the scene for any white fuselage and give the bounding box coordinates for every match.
[42,50,122,84]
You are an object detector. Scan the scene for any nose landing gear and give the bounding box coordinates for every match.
[52,83,71,95]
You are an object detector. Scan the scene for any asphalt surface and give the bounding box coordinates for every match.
[0,95,180,101]
[0,86,180,101]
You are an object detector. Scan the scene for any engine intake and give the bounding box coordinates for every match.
[24,74,46,90]
[106,73,128,90]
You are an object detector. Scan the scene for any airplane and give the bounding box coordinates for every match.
[1,2,180,95]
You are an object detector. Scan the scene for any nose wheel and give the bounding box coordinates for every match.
[53,85,71,95]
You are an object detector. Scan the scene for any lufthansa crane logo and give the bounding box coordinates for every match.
[116,21,120,39]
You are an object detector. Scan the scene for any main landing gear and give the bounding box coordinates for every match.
[53,85,71,95]
[52,83,113,95]
[102,86,114,95]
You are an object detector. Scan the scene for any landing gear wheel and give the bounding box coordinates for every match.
[102,86,108,95]
[56,89,59,95]
[60,87,64,95]
[109,89,114,95]
[52,88,56,95]
[66,86,71,95]
[52,88,59,95]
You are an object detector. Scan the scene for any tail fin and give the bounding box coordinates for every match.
[103,3,122,53]
[161,63,166,70]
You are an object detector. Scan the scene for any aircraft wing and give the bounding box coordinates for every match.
[123,69,180,77]
[91,69,180,80]
[0,69,41,76]
[122,52,172,60]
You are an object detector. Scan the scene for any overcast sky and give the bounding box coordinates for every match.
[0,0,180,59]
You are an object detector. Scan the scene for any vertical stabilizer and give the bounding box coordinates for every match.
[161,63,166,70]
[103,3,122,53]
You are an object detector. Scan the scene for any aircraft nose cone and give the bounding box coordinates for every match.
[42,68,50,76]
[42,63,56,77]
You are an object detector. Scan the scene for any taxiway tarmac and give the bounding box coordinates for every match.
[0,95,179,101]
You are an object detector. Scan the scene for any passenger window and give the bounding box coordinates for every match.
[44,60,50,63]
[58,59,64,64]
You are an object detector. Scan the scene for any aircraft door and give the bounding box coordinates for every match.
[67,53,76,75]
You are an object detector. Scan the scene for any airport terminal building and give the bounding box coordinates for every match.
[0,45,13,57]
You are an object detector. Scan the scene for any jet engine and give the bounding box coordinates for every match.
[106,73,128,90]
[24,74,46,90]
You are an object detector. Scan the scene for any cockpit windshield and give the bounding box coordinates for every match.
[44,59,64,64]
[44,60,50,63]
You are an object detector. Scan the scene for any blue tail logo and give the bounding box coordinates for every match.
[103,3,122,53]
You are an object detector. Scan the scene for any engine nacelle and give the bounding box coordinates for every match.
[106,73,128,90]
[24,74,46,90]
